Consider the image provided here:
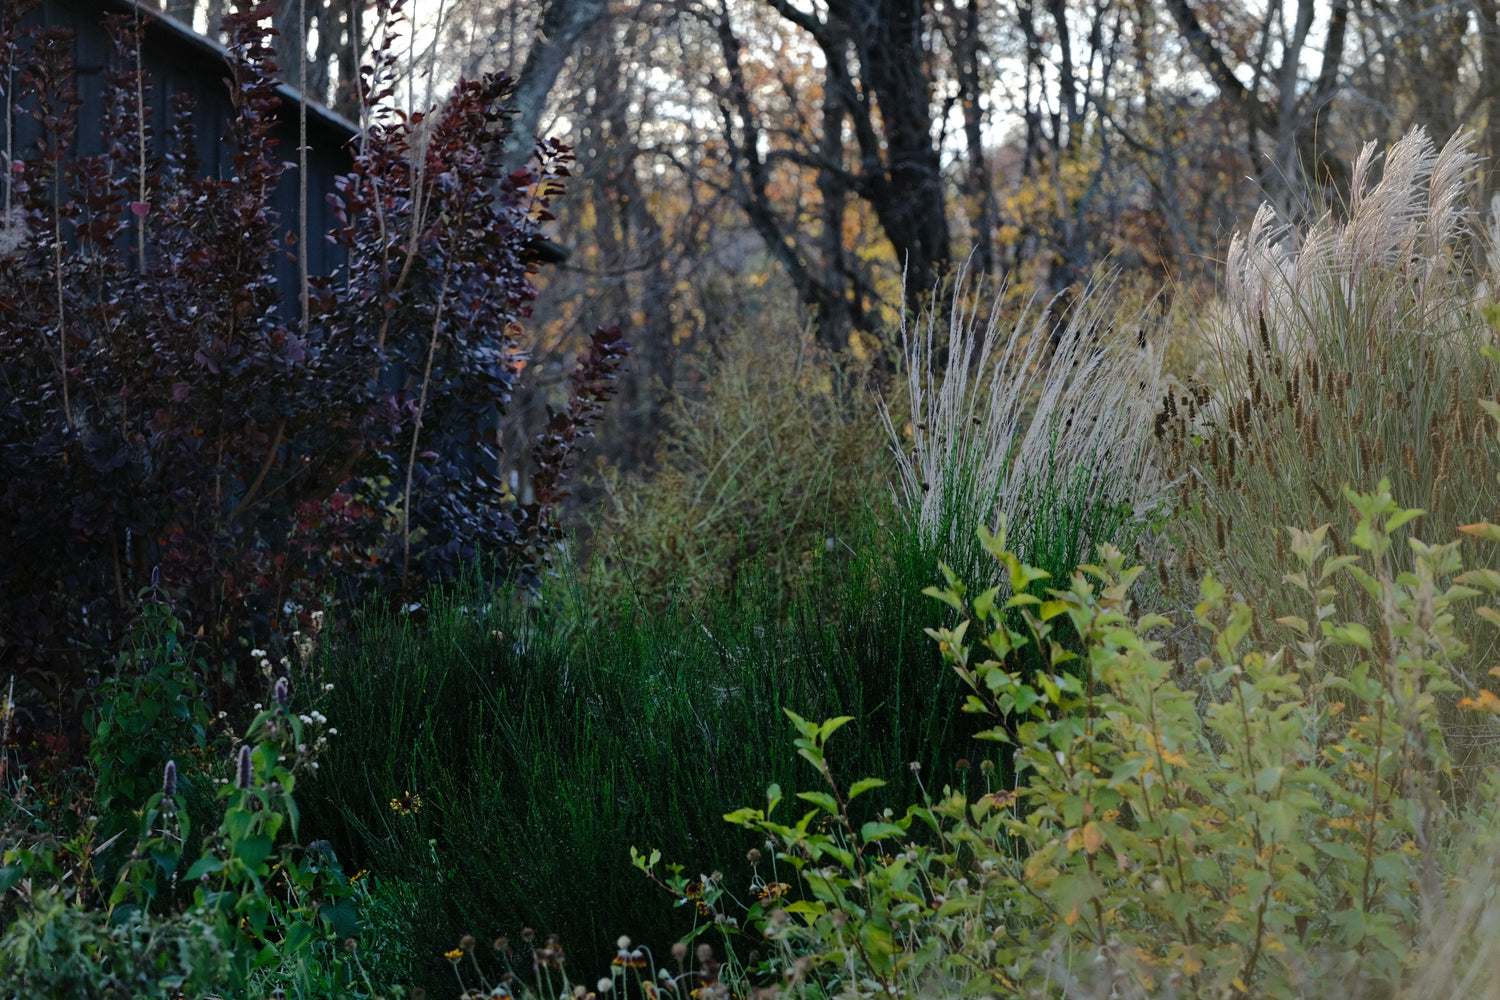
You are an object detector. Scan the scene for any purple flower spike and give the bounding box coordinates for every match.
[236,745,254,789]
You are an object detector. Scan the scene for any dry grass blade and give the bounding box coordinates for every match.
[879,259,1166,581]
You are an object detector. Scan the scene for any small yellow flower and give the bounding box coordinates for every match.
[390,791,423,815]
[445,948,464,963]
[750,881,791,901]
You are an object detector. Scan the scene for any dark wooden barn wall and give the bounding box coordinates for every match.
[10,0,357,310]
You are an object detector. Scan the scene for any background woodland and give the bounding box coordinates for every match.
[150,0,1500,481]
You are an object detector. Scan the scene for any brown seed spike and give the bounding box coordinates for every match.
[1312,480,1337,512]
[1258,313,1272,353]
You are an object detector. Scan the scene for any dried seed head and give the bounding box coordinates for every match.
[1312,480,1336,512]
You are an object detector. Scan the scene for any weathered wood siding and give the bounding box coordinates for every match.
[10,0,357,309]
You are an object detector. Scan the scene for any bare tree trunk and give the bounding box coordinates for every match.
[1476,0,1500,203]
[503,0,611,172]
[954,0,999,280]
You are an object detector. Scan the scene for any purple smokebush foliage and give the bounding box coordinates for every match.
[0,1,623,706]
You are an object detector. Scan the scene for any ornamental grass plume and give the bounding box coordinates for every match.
[879,258,1165,586]
[1156,127,1500,731]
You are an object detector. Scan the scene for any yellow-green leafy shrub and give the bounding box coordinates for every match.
[639,485,1500,999]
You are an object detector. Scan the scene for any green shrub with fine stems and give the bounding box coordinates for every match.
[301,521,989,990]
